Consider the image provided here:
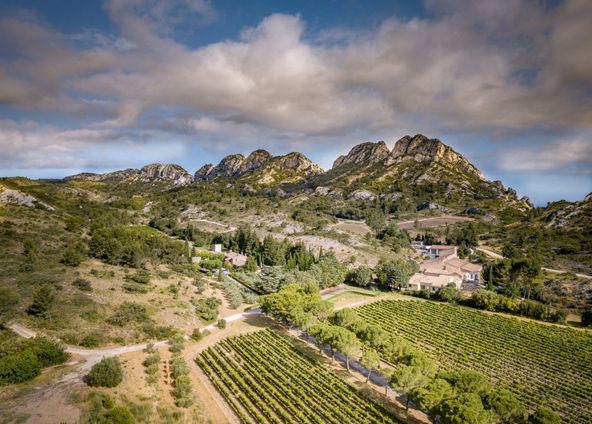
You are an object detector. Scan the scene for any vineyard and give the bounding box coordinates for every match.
[355,300,592,423]
[195,329,400,424]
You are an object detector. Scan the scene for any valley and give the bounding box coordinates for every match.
[0,134,590,424]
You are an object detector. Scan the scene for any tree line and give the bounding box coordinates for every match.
[261,285,560,424]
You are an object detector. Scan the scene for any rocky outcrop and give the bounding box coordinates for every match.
[139,164,193,186]
[239,150,273,174]
[542,193,592,230]
[417,201,447,212]
[348,189,377,201]
[195,150,323,185]
[274,152,323,175]
[195,163,215,181]
[333,141,390,168]
[520,196,534,208]
[0,186,54,210]
[65,164,193,186]
[315,186,344,198]
[387,134,485,180]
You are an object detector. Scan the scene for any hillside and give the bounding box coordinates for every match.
[195,150,323,188]
[314,134,532,216]
[542,194,592,231]
[61,134,534,219]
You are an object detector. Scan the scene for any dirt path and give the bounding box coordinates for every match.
[6,290,402,424]
[8,322,168,379]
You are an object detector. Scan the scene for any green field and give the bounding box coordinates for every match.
[196,329,400,424]
[355,300,592,424]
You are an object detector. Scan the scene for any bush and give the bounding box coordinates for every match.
[104,406,134,424]
[346,266,373,287]
[172,374,194,407]
[27,285,55,316]
[122,282,150,293]
[471,289,500,311]
[169,335,185,353]
[142,323,176,340]
[87,357,123,387]
[143,352,161,368]
[107,302,150,326]
[80,333,103,348]
[0,350,40,385]
[223,281,243,308]
[22,337,69,367]
[194,297,221,323]
[170,356,189,379]
[62,244,85,267]
[73,278,92,291]
[528,408,560,424]
[217,319,227,329]
[125,270,151,285]
[191,328,204,341]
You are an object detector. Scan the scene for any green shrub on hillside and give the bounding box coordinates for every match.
[73,278,92,291]
[0,336,68,385]
[87,357,123,387]
[27,285,55,316]
[107,302,150,326]
[0,350,40,385]
[104,406,134,424]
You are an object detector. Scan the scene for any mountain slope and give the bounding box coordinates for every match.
[65,163,194,187]
[314,134,532,214]
[542,193,592,231]
[195,149,323,187]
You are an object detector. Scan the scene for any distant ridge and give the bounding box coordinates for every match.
[62,133,533,213]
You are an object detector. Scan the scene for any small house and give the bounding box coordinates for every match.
[225,251,248,267]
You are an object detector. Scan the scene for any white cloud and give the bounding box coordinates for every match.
[499,137,592,172]
[0,0,591,176]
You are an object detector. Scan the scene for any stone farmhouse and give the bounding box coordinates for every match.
[224,251,248,267]
[409,245,482,292]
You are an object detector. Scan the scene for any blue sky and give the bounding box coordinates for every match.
[0,0,591,205]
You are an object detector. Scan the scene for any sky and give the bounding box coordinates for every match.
[0,0,591,205]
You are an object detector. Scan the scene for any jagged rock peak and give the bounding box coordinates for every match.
[332,141,390,169]
[216,154,246,177]
[388,134,485,180]
[196,150,323,182]
[65,164,193,186]
[276,152,324,175]
[240,149,272,174]
[195,163,215,180]
[140,163,194,185]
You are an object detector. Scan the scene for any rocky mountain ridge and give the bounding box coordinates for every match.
[61,133,533,213]
[314,134,530,211]
[195,150,323,185]
[332,141,390,168]
[329,134,484,179]
[66,163,194,186]
[542,193,592,230]
[386,134,485,180]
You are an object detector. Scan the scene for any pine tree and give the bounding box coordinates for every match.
[28,285,55,316]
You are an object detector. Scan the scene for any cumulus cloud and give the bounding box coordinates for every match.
[0,0,591,176]
[0,120,188,170]
[499,137,592,172]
